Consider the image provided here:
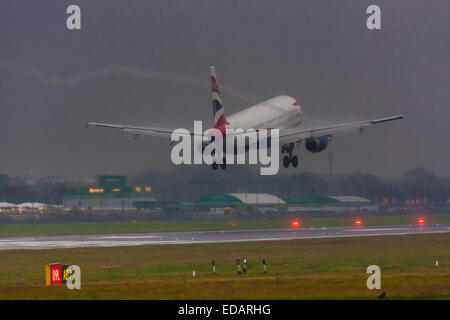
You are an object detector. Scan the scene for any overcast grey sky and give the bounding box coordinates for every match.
[0,0,449,178]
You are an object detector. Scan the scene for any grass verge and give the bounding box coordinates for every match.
[0,214,449,237]
[0,233,448,299]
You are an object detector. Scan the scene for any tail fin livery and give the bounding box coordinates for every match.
[210,66,228,128]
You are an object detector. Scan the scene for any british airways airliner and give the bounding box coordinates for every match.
[88,66,404,169]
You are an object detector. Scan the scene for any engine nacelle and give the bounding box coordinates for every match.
[305,135,330,153]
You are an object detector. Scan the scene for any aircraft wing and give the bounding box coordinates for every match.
[88,114,404,142]
[279,114,404,143]
[86,122,198,138]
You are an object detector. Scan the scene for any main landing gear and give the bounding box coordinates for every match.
[210,141,301,169]
[282,142,299,168]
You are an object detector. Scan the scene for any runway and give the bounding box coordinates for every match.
[0,223,449,250]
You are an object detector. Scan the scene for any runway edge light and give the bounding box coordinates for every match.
[291,218,301,228]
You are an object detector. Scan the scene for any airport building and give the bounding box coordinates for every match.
[61,178,374,214]
[193,193,284,216]
[283,196,376,213]
[195,193,285,208]
[62,175,155,211]
[0,202,62,213]
[194,193,374,214]
[0,202,17,213]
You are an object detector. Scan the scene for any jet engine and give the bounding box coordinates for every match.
[305,135,331,153]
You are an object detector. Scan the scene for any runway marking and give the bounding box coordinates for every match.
[0,225,448,250]
[141,231,450,246]
[94,235,163,239]
[346,228,409,232]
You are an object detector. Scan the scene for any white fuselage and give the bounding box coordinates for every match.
[225,95,302,130]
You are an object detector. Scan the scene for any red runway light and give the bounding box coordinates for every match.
[354,219,362,226]
[291,220,301,228]
[417,218,425,225]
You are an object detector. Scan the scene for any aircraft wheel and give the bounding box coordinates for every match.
[292,156,298,168]
[283,156,290,168]
[212,162,218,170]
[220,163,227,169]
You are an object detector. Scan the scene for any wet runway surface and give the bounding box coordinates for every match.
[0,224,449,250]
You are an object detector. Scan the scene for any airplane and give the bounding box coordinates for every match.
[87,66,404,169]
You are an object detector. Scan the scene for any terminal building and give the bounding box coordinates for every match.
[62,175,155,211]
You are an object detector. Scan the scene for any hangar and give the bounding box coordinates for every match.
[194,193,374,214]
[195,193,285,208]
[283,196,375,212]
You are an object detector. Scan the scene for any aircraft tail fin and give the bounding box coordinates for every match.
[210,66,228,128]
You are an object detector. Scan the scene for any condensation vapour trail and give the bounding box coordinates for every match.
[0,61,260,104]
[0,61,363,125]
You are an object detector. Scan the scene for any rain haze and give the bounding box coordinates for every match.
[0,0,449,178]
